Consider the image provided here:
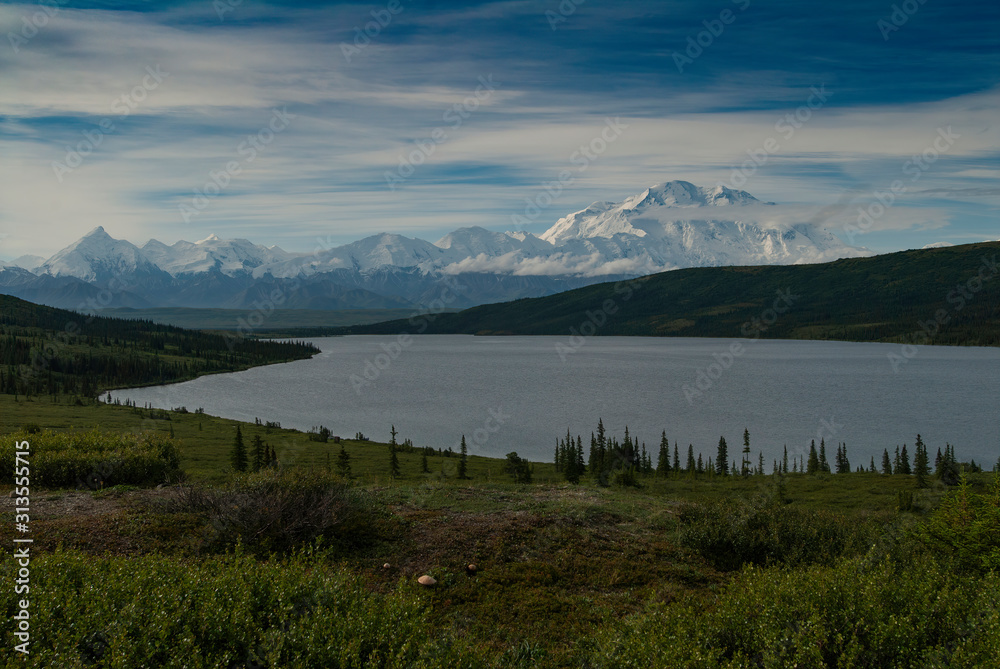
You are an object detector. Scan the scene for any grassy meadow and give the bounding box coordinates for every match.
[1,394,998,667]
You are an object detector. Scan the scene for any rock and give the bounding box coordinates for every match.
[466,564,478,574]
[382,563,391,570]
[417,575,436,587]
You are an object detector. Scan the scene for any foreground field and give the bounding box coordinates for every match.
[2,397,998,667]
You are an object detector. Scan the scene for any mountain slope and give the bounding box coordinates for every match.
[334,241,1000,347]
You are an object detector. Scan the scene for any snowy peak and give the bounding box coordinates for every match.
[141,235,291,276]
[40,227,166,284]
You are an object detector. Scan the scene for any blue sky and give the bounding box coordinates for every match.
[1,0,998,259]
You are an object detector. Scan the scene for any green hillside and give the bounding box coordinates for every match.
[333,242,1000,346]
[0,294,318,397]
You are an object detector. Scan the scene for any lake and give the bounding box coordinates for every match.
[108,335,1000,468]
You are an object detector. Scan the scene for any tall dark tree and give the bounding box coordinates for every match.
[898,444,912,475]
[716,436,729,475]
[807,440,820,475]
[757,451,764,475]
[656,431,671,477]
[818,439,830,473]
[782,445,789,474]
[337,445,352,479]
[741,428,751,477]
[389,426,401,478]
[870,456,876,473]
[230,425,248,472]
[251,434,265,472]
[913,434,930,488]
[458,434,469,479]
[673,443,680,472]
[881,449,893,475]
[686,444,696,476]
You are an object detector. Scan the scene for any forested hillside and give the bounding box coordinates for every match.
[0,295,318,396]
[334,242,1000,346]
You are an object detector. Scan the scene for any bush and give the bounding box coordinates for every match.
[0,549,483,668]
[594,551,1000,668]
[921,472,1000,574]
[0,429,182,488]
[677,497,875,570]
[169,470,383,555]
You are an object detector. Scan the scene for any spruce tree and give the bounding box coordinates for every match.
[881,449,893,475]
[716,436,729,475]
[913,434,929,488]
[807,440,819,474]
[757,451,764,475]
[389,432,401,479]
[230,425,248,472]
[741,428,751,477]
[577,436,586,475]
[899,444,911,475]
[697,453,704,474]
[656,431,670,477]
[251,434,265,472]
[337,445,352,479]
[686,444,696,476]
[458,434,469,479]
[818,438,829,473]
[673,443,680,472]
[782,445,789,475]
[870,456,876,473]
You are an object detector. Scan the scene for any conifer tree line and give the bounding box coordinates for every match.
[230,425,278,472]
[1,295,318,397]
[550,421,980,488]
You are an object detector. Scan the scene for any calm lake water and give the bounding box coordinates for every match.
[109,336,1000,467]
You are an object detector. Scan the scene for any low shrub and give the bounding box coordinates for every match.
[169,470,384,555]
[677,498,876,570]
[921,472,1000,574]
[594,553,1000,668]
[0,429,182,488]
[0,549,483,668]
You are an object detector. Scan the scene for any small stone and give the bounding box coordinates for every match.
[466,564,478,574]
[382,563,391,570]
[417,575,436,587]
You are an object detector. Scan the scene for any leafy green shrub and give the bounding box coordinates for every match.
[594,553,1000,668]
[921,472,1000,573]
[169,470,383,555]
[0,548,484,668]
[0,429,182,488]
[677,498,874,570]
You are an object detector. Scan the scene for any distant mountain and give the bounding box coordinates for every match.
[333,241,1000,349]
[4,181,874,311]
[6,255,45,271]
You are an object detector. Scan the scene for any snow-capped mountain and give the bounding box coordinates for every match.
[6,181,871,311]
[38,226,171,284]
[539,181,864,267]
[141,234,292,276]
[7,255,45,271]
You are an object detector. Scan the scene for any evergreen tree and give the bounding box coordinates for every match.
[716,436,729,475]
[389,429,401,478]
[913,434,930,488]
[757,451,764,475]
[673,443,680,472]
[870,455,876,473]
[458,434,469,479]
[807,440,819,474]
[337,444,352,479]
[894,446,901,473]
[741,428,751,477]
[230,425,248,472]
[881,448,893,475]
[818,438,829,473]
[935,448,943,475]
[251,434,265,472]
[577,436,586,475]
[782,445,789,474]
[899,444,911,475]
[696,453,704,474]
[686,444,696,476]
[656,431,670,477]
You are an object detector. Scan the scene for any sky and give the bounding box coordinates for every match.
[1,0,998,261]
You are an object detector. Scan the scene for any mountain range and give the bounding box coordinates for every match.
[0,181,870,311]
